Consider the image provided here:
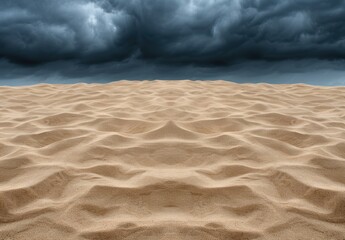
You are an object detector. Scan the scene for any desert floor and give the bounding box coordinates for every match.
[0,80,345,239]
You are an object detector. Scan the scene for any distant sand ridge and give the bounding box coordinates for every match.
[0,80,345,239]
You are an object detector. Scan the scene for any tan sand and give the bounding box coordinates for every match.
[0,80,345,240]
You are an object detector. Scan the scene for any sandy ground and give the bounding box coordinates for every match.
[0,80,345,240]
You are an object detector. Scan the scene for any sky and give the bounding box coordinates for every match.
[1,0,345,85]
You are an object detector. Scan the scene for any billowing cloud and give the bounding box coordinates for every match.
[1,0,345,65]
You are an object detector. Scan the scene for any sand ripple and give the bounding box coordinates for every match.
[0,80,345,239]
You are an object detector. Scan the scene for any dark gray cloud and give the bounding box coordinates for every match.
[1,59,345,86]
[1,0,345,65]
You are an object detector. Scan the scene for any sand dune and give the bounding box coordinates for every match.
[0,80,345,239]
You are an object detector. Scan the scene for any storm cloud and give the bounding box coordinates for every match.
[1,0,345,65]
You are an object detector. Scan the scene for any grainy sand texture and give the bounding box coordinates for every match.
[0,80,345,240]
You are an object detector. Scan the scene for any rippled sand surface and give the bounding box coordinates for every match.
[0,80,345,240]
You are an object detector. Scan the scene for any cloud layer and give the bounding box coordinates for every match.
[1,0,345,65]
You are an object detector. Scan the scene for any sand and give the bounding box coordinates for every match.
[0,80,345,240]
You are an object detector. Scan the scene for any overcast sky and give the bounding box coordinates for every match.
[1,0,345,85]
